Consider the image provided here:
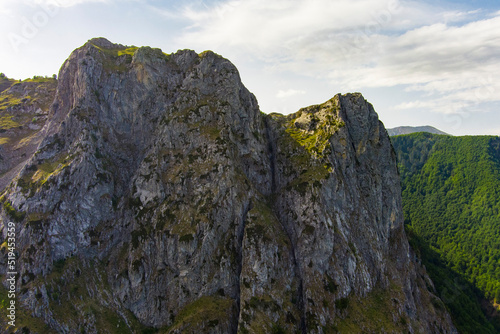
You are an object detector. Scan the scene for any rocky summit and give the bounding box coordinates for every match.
[0,38,456,333]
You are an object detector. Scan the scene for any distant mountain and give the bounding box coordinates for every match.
[387,125,449,136]
[0,73,16,93]
[392,132,500,334]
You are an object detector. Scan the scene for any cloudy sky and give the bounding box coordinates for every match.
[1,0,499,135]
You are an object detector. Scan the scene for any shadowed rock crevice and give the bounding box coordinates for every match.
[264,115,277,193]
[234,200,252,334]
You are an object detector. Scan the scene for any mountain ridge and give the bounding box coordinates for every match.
[0,38,456,333]
[388,125,449,136]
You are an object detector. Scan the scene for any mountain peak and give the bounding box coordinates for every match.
[86,37,126,49]
[0,39,456,333]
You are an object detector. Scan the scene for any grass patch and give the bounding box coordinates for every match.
[91,44,137,57]
[245,200,289,247]
[285,99,344,160]
[23,76,56,83]
[117,47,139,56]
[287,165,331,195]
[270,97,344,196]
[18,154,72,197]
[2,200,25,222]
[167,296,234,332]
[91,44,140,72]
[0,278,57,333]
[17,258,157,333]
[16,131,39,148]
[179,234,194,243]
[200,125,221,140]
[0,94,23,112]
[0,115,20,130]
[334,284,408,333]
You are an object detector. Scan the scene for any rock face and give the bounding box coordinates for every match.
[0,77,57,191]
[0,38,456,333]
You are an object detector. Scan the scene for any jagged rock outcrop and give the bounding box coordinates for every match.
[0,77,57,191]
[0,38,456,333]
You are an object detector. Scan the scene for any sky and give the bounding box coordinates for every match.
[1,0,499,135]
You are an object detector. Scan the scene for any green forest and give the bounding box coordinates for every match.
[391,132,500,333]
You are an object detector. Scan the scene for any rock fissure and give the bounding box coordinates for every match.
[234,200,252,333]
[264,115,277,194]
[294,256,308,333]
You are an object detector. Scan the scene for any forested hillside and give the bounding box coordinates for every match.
[392,133,500,333]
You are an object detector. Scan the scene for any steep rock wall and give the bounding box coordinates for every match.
[0,38,456,334]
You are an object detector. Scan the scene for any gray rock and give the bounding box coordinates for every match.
[0,38,456,333]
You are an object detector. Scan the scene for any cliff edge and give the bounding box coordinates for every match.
[0,38,456,333]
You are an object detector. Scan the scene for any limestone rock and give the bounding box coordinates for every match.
[0,38,456,333]
[0,77,57,191]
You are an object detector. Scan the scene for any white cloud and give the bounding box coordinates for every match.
[0,0,109,11]
[0,2,11,14]
[33,0,109,8]
[171,0,474,56]
[0,0,22,13]
[176,0,410,53]
[147,5,180,19]
[276,89,306,99]
[165,0,500,115]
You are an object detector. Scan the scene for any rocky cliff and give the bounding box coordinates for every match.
[0,76,57,192]
[0,38,456,333]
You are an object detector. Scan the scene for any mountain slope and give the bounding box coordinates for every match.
[392,132,500,333]
[387,125,449,136]
[0,38,456,333]
[0,76,57,191]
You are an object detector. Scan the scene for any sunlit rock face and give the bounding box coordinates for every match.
[0,38,456,334]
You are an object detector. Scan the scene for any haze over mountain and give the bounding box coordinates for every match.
[0,38,457,333]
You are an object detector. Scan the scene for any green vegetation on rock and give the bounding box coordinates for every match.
[0,279,57,333]
[18,154,72,197]
[0,115,20,130]
[3,258,158,333]
[1,199,25,222]
[245,200,289,246]
[285,99,344,160]
[167,296,234,333]
[0,73,16,93]
[23,76,57,83]
[91,43,140,72]
[91,43,139,58]
[333,283,409,334]
[272,97,344,196]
